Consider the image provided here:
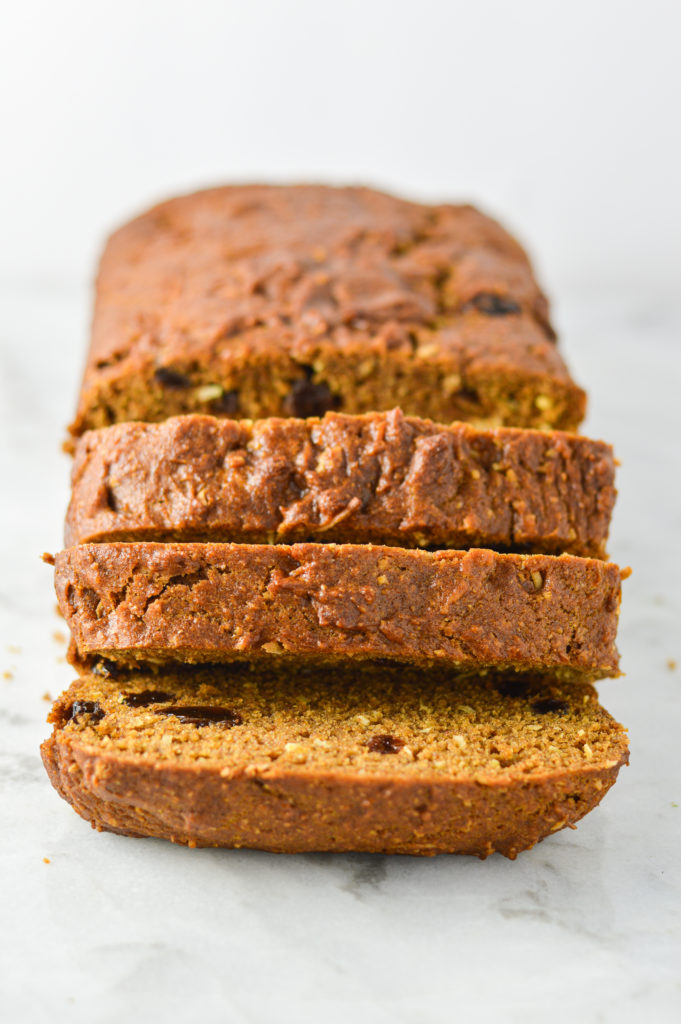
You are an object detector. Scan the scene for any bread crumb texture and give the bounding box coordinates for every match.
[41,662,628,857]
[47,662,627,777]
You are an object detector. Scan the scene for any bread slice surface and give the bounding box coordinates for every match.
[66,410,615,556]
[54,543,623,679]
[42,662,628,857]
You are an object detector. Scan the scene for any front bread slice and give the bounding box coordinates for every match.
[42,662,628,858]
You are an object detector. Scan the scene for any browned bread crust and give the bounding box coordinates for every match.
[54,543,622,679]
[41,664,628,858]
[69,185,585,438]
[66,410,615,556]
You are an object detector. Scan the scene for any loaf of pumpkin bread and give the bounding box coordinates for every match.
[44,182,628,859]
[68,185,585,439]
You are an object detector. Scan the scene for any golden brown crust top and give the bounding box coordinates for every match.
[94,184,547,365]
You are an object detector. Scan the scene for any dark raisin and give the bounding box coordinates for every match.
[123,690,172,708]
[495,678,530,698]
[211,389,239,414]
[68,700,105,723]
[283,379,341,418]
[531,698,570,715]
[154,366,192,388]
[368,734,405,754]
[157,705,243,727]
[464,293,521,316]
[455,387,480,406]
[91,658,124,680]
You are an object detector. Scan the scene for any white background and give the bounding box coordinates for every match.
[1,2,680,1023]
[2,0,680,292]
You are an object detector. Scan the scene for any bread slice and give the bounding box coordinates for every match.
[66,410,615,556]
[41,662,628,857]
[68,185,585,440]
[54,543,623,679]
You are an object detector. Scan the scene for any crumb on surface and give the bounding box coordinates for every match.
[3,671,13,681]
[42,691,52,702]
[52,631,67,645]
[667,658,677,671]
[7,645,21,654]
[43,857,51,864]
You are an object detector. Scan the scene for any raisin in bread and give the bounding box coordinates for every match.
[42,662,628,858]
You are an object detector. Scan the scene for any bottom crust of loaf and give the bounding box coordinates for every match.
[42,741,625,858]
[41,664,628,858]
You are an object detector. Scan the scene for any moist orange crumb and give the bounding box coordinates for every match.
[41,661,629,857]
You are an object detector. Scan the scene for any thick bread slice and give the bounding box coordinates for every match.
[66,410,615,556]
[68,185,585,439]
[41,663,628,858]
[54,543,623,679]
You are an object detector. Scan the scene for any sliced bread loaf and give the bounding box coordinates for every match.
[41,662,628,857]
[68,185,585,439]
[66,410,615,556]
[54,543,623,679]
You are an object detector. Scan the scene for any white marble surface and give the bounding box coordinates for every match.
[1,279,680,1023]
